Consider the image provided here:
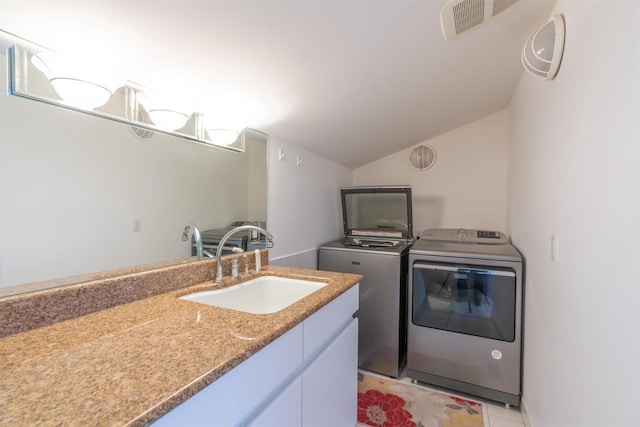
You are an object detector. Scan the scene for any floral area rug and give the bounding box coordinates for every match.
[357,372,486,427]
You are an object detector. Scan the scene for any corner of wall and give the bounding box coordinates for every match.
[267,137,354,262]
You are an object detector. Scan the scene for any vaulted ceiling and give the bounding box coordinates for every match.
[2,0,555,168]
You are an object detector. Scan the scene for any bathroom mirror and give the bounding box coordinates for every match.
[0,45,268,297]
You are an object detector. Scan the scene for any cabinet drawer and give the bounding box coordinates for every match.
[246,376,302,427]
[303,284,359,360]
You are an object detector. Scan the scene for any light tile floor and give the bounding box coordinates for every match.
[361,369,525,427]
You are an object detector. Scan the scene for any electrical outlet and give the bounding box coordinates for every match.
[132,218,142,232]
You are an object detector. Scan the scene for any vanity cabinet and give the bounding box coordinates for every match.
[300,319,358,427]
[153,284,359,427]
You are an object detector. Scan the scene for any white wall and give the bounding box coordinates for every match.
[354,111,508,235]
[507,2,640,426]
[266,138,352,269]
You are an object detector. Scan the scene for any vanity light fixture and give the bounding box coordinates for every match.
[30,51,118,110]
[5,31,246,153]
[49,77,112,110]
[206,128,241,146]
[148,109,190,131]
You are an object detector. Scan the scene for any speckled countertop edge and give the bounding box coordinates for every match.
[0,263,361,426]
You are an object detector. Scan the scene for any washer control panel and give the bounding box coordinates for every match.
[420,228,509,244]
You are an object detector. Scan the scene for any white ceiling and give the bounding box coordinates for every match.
[2,0,555,168]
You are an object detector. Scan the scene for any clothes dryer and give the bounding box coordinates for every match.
[408,228,523,406]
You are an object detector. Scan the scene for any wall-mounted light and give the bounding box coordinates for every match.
[5,33,246,152]
[30,50,120,110]
[49,77,112,110]
[522,14,565,80]
[207,129,240,146]
[148,109,190,131]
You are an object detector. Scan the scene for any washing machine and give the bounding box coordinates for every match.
[319,186,414,378]
[407,228,523,407]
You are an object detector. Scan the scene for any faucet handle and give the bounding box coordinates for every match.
[242,255,250,275]
[181,225,190,241]
[231,259,239,278]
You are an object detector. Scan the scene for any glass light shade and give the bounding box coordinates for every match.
[148,109,189,130]
[521,50,547,79]
[50,77,112,110]
[207,129,240,146]
[532,21,556,62]
[522,31,550,74]
[30,54,53,79]
[521,14,565,81]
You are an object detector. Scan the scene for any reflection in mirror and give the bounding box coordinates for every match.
[0,44,268,297]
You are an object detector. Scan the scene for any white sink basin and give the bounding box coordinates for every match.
[180,276,328,314]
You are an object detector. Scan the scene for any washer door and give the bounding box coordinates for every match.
[412,263,516,342]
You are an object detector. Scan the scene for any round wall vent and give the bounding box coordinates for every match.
[129,125,154,140]
[128,108,155,140]
[409,145,436,171]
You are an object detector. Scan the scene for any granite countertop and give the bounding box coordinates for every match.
[0,265,361,426]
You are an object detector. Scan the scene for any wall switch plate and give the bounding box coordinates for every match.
[551,235,558,262]
[132,218,142,232]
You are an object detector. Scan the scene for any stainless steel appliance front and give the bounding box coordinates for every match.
[407,229,523,406]
[319,241,410,378]
[318,186,413,378]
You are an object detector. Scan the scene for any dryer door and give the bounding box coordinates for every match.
[412,263,516,342]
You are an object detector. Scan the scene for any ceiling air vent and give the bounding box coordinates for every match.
[492,0,520,16]
[408,145,436,171]
[440,0,520,40]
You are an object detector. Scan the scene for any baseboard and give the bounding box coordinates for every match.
[270,248,318,270]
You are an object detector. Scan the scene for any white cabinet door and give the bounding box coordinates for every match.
[302,318,358,427]
[246,376,302,427]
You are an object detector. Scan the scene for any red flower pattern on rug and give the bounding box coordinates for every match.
[358,389,417,427]
[447,396,481,415]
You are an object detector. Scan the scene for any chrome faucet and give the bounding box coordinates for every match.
[215,225,273,282]
[182,223,207,259]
